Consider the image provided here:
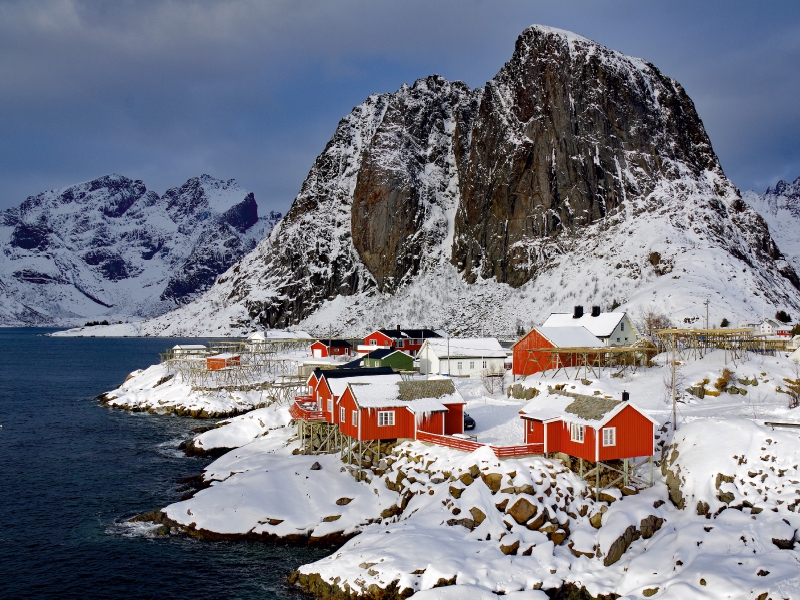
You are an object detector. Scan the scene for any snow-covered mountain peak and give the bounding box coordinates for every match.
[66,27,800,336]
[0,173,280,325]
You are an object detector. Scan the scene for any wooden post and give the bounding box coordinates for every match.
[359,440,362,470]
[595,466,599,502]
[650,455,654,487]
[579,458,583,480]
[377,439,381,463]
[623,458,629,487]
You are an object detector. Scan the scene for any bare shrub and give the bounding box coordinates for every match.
[634,306,673,352]
[483,368,506,395]
[714,368,736,392]
[663,362,686,405]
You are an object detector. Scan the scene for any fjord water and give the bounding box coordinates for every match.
[0,328,326,600]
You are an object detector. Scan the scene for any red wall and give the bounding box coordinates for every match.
[365,331,393,347]
[310,341,329,357]
[417,412,445,435]
[338,388,417,441]
[598,405,654,460]
[316,378,335,421]
[443,403,464,435]
[523,418,545,445]
[513,329,556,376]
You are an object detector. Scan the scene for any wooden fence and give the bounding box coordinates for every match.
[416,431,544,458]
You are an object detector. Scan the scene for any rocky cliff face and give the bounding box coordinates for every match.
[0,174,280,325]
[137,25,800,337]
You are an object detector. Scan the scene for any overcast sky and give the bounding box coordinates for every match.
[1,0,798,214]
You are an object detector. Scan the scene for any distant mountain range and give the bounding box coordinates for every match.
[0,174,280,325]
[125,25,800,337]
[742,176,800,277]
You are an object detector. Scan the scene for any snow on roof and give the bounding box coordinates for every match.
[375,328,440,339]
[365,348,410,360]
[172,344,206,350]
[541,312,626,338]
[347,379,465,411]
[531,326,604,348]
[423,338,506,358]
[328,374,402,397]
[315,339,352,348]
[520,395,654,427]
[790,348,800,364]
[208,353,239,360]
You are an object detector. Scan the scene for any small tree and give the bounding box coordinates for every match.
[482,368,506,395]
[776,310,792,323]
[791,323,800,336]
[634,306,673,352]
[720,318,730,328]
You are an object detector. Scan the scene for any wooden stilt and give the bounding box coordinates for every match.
[623,458,629,487]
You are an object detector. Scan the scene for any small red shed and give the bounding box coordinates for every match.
[206,353,240,371]
[338,379,466,442]
[311,339,353,358]
[512,326,604,377]
[359,328,441,357]
[519,394,656,461]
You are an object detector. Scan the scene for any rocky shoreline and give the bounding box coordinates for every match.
[96,391,265,419]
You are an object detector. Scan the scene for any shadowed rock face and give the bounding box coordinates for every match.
[351,76,479,291]
[452,26,719,286]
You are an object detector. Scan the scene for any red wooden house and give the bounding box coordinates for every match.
[512,326,604,377]
[337,379,465,442]
[519,395,656,461]
[206,353,240,371]
[358,328,441,357]
[310,339,353,358]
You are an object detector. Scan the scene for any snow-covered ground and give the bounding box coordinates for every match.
[134,349,800,598]
[100,362,290,417]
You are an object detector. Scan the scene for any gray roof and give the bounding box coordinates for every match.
[397,379,457,400]
[563,397,622,421]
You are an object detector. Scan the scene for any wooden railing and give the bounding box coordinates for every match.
[416,431,484,452]
[416,431,543,458]
[491,443,545,458]
[289,401,325,422]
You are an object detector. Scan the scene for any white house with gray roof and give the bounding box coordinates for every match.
[542,306,638,347]
[419,338,506,377]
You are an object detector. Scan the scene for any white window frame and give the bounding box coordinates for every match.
[621,321,625,331]
[327,398,333,413]
[603,427,616,446]
[378,411,395,427]
[457,361,463,371]
[352,410,358,426]
[397,339,404,347]
[469,361,475,370]
[569,423,585,443]
[369,339,377,346]
[482,360,487,369]
[339,406,345,422]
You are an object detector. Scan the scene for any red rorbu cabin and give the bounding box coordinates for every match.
[519,395,656,461]
[206,353,240,371]
[358,328,441,357]
[512,326,604,377]
[310,339,353,358]
[337,379,466,442]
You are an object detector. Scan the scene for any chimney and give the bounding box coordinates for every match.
[396,324,400,332]
[573,306,584,319]
[591,306,601,317]
[622,390,630,402]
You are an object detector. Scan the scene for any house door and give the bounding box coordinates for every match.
[313,349,322,358]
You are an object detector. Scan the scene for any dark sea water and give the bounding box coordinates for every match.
[0,328,328,600]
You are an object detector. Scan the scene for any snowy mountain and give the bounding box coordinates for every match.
[0,174,280,325]
[742,176,800,276]
[121,26,800,337]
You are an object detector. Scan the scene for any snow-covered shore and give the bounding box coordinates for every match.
[126,350,800,598]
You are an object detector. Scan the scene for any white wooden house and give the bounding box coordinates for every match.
[541,306,638,347]
[419,338,506,377]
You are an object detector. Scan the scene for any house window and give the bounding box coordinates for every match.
[378,411,395,426]
[469,361,475,370]
[482,360,487,369]
[327,398,333,413]
[603,427,616,446]
[352,410,358,426]
[457,361,463,371]
[621,322,625,331]
[369,339,377,346]
[398,339,404,347]
[617,338,620,342]
[340,406,345,422]
[569,423,585,443]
